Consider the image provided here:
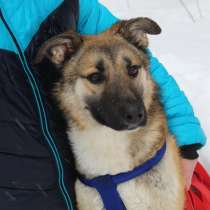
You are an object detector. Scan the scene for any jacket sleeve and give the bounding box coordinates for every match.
[148,49,206,147]
[77,0,206,148]
[77,0,118,35]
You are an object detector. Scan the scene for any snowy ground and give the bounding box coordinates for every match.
[100,0,210,171]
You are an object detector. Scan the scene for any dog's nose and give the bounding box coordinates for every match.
[124,107,145,123]
[122,103,146,129]
[122,105,146,129]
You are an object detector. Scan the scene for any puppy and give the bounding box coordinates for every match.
[35,17,185,210]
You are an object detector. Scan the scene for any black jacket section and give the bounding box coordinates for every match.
[0,0,78,209]
[1,188,67,210]
[180,144,201,159]
[0,49,62,210]
[26,0,78,61]
[0,50,55,189]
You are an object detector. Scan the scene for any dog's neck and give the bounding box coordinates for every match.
[68,101,167,179]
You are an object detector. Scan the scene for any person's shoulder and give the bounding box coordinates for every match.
[78,0,118,34]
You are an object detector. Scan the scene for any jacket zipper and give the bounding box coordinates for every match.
[0,9,74,210]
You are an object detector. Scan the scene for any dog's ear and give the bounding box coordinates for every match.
[108,17,161,49]
[34,31,82,67]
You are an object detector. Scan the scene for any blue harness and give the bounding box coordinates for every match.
[79,142,166,210]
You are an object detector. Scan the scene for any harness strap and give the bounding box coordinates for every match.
[79,142,167,210]
[83,175,126,210]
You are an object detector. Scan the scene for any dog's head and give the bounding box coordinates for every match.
[35,17,161,131]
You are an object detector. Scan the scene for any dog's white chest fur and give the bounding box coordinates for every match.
[69,126,132,176]
[69,126,184,210]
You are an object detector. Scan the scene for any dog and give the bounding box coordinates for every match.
[35,17,185,210]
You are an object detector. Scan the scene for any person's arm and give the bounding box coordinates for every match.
[147,49,206,151]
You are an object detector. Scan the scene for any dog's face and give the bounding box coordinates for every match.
[35,18,161,131]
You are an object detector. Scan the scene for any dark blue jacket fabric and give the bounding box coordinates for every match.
[0,1,78,209]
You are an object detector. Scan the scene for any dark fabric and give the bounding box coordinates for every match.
[0,188,67,210]
[180,144,201,159]
[26,0,78,62]
[0,0,78,209]
[79,143,167,210]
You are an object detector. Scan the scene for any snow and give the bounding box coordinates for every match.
[100,0,210,170]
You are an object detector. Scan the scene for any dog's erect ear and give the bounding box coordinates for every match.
[108,17,161,49]
[34,31,82,67]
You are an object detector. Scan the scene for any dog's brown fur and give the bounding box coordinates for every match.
[35,17,185,210]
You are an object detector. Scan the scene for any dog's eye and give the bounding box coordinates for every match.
[127,65,140,78]
[87,73,105,84]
